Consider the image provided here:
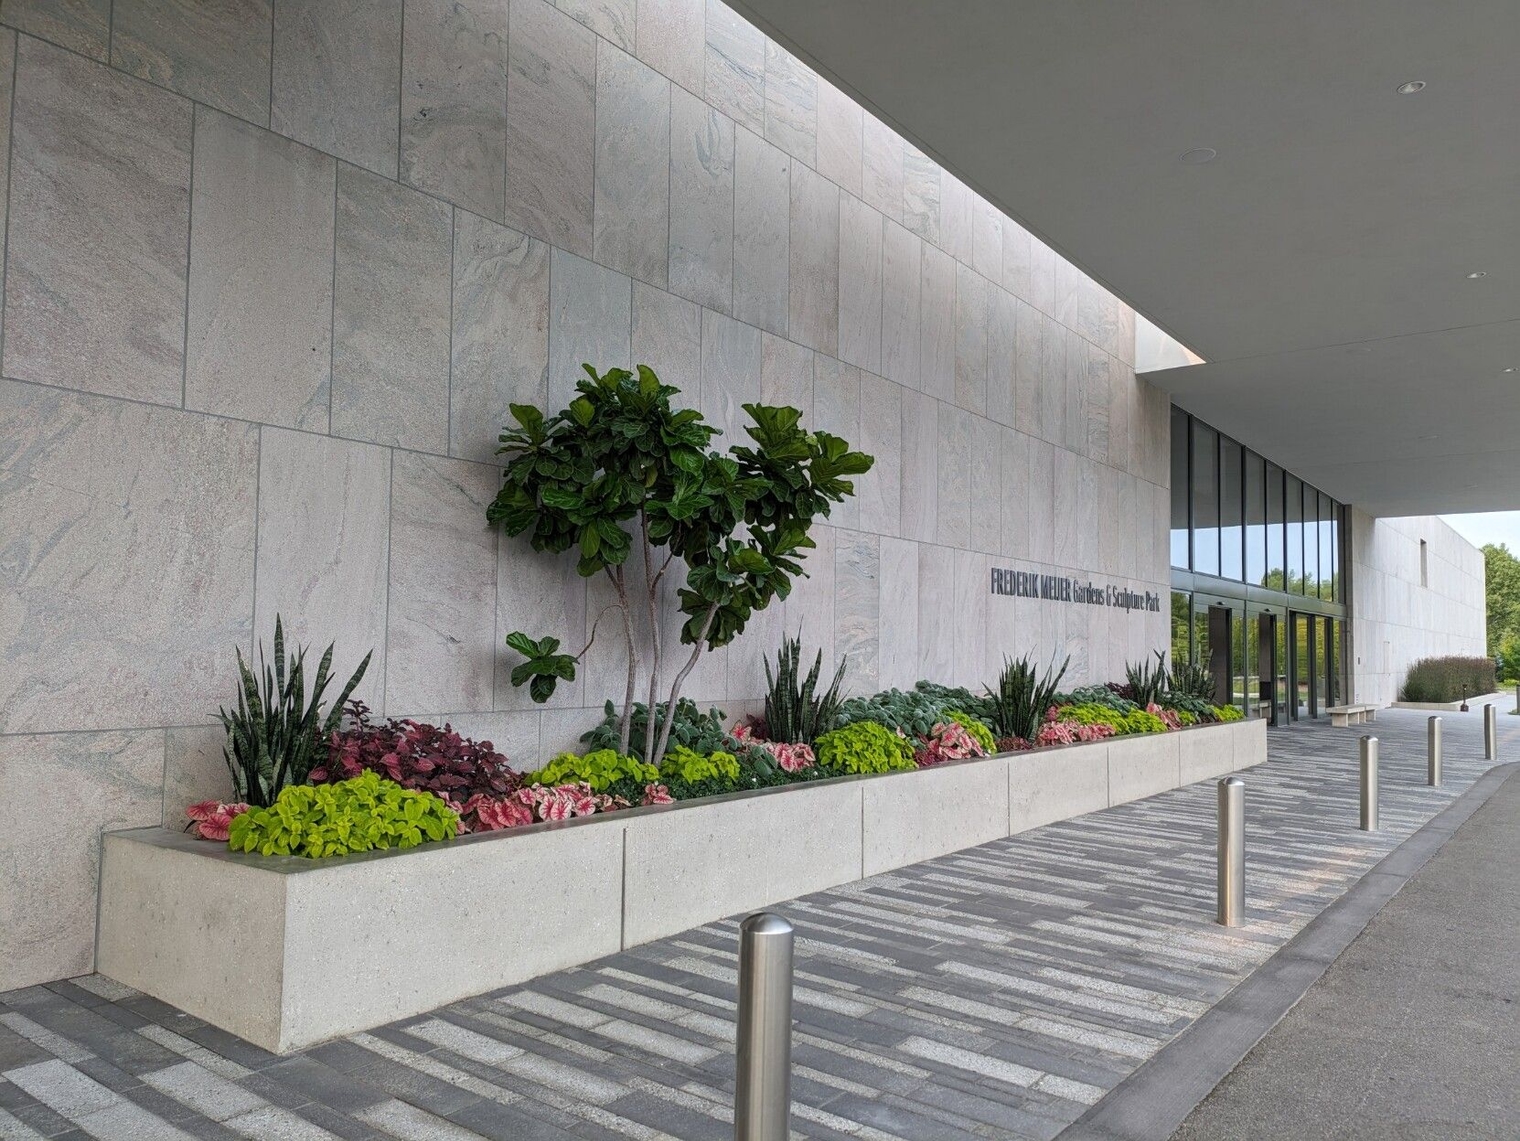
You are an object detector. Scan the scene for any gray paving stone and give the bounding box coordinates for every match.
[0,714,1510,1140]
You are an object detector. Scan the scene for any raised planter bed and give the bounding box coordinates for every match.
[96,718,1266,1053]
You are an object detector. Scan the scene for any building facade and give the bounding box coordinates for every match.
[0,0,1483,991]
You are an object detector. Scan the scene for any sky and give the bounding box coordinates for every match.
[1441,512,1520,553]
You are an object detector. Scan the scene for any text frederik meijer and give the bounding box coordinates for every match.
[989,567,1161,613]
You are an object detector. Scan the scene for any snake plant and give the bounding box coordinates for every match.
[218,616,371,808]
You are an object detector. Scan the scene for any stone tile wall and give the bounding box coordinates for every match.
[1349,512,1487,705]
[0,0,1171,989]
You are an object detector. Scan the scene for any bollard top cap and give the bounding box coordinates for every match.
[1219,776,1245,788]
[740,912,794,936]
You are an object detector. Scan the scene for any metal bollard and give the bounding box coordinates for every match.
[1514,682,1519,716]
[1484,703,1497,760]
[734,913,794,1141]
[1359,735,1379,831]
[1428,716,1442,787]
[1216,777,1245,927]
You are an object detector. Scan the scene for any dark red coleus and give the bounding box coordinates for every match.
[313,701,521,803]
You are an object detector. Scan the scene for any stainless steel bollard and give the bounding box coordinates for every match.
[1484,703,1497,760]
[1360,735,1379,831]
[734,913,794,1141]
[1428,716,1442,787]
[1216,777,1245,927]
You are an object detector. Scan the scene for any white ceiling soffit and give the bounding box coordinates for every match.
[728,0,1520,516]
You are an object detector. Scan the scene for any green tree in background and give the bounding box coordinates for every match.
[1482,543,1520,665]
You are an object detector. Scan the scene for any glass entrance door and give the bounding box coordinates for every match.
[1290,611,1317,720]
[1288,610,1313,717]
[1255,611,1279,725]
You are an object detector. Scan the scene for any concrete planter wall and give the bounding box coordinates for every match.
[96,718,1265,1053]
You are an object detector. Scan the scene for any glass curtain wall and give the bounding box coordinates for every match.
[1169,407,1350,722]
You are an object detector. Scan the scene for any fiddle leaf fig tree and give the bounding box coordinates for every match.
[489,364,873,763]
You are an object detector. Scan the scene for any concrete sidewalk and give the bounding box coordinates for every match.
[1170,764,1520,1141]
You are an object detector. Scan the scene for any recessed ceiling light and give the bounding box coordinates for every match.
[1467,271,1487,278]
[1179,147,1217,164]
[1504,367,1517,374]
[1396,80,1426,95]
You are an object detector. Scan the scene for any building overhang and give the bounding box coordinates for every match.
[728,0,1520,517]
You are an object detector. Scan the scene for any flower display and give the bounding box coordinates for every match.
[732,723,817,772]
[185,800,250,841]
[915,720,988,767]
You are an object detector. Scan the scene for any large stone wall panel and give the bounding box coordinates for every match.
[271,0,401,177]
[186,110,335,430]
[0,383,257,732]
[4,39,191,405]
[1,731,164,990]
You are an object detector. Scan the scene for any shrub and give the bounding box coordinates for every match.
[1061,685,1139,713]
[1212,704,1245,722]
[1167,658,1215,700]
[835,686,961,738]
[314,702,519,804]
[1057,703,1168,735]
[581,699,759,763]
[986,654,1068,742]
[492,366,872,764]
[1124,651,1169,707]
[658,746,745,799]
[913,681,995,724]
[733,724,817,773]
[660,745,741,784]
[525,750,658,804]
[815,721,916,775]
[1035,717,1114,747]
[763,634,848,746]
[218,616,372,807]
[916,720,988,767]
[945,710,996,754]
[227,772,457,858]
[1400,656,1497,703]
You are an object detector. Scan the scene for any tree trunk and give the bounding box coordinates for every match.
[606,567,638,756]
[641,513,662,762]
[652,602,720,763]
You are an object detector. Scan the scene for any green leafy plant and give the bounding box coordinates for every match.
[1059,703,1168,735]
[1211,704,1245,722]
[946,710,997,753]
[580,698,757,762]
[1125,650,1169,707]
[1167,658,1215,701]
[764,634,847,746]
[660,746,741,784]
[226,771,456,858]
[986,654,1068,743]
[835,686,966,738]
[490,364,873,764]
[525,749,658,794]
[1163,693,1223,723]
[1061,684,1140,713]
[814,721,916,775]
[218,616,371,808]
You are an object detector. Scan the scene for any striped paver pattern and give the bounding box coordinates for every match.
[0,710,1509,1141]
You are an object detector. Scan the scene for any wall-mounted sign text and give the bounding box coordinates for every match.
[990,567,1160,613]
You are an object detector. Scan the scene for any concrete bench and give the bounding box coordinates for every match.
[1327,704,1377,728]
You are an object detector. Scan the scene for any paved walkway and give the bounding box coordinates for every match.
[1170,763,1520,1141]
[0,711,1510,1141]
